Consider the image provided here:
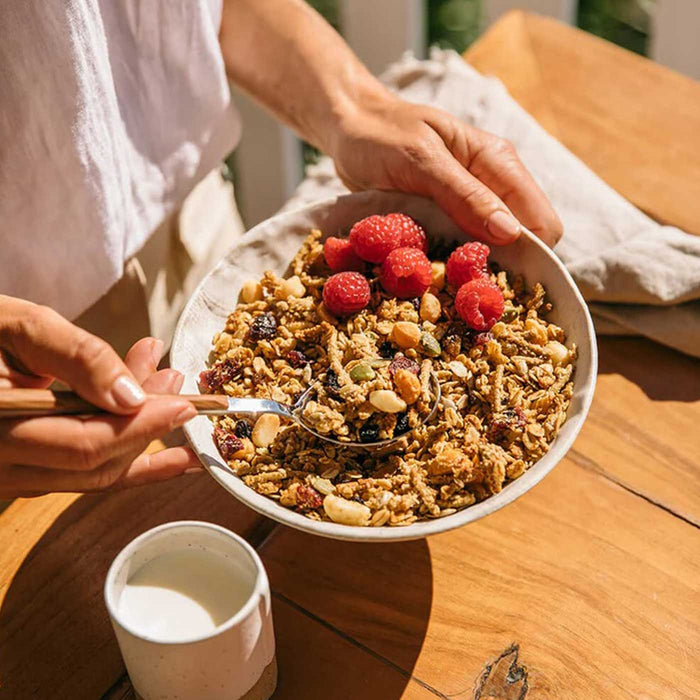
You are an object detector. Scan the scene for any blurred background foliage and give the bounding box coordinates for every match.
[577,0,653,56]
[307,0,654,56]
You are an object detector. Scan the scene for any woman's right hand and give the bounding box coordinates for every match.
[0,295,200,498]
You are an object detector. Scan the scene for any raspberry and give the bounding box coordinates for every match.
[323,236,364,272]
[446,242,490,288]
[455,278,505,331]
[349,215,402,263]
[349,213,428,264]
[380,247,432,299]
[384,213,428,253]
[322,271,371,316]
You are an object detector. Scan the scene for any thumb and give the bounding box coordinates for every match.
[1,297,146,414]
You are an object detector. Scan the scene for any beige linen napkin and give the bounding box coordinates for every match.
[282,49,700,358]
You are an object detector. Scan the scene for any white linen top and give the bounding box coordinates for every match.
[0,0,240,320]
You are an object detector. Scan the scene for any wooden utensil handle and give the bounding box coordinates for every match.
[0,389,228,417]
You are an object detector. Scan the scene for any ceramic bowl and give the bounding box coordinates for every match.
[171,192,597,542]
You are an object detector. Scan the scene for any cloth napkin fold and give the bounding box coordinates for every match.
[282,49,700,358]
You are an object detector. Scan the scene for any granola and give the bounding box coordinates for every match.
[200,228,576,527]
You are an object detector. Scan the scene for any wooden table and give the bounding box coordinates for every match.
[1,12,699,699]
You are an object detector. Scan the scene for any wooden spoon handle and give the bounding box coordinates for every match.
[0,389,228,417]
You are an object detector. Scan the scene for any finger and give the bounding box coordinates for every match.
[0,374,52,389]
[0,464,52,498]
[0,350,53,388]
[142,368,184,396]
[0,397,196,470]
[124,337,164,385]
[115,446,203,489]
[466,132,563,247]
[2,300,146,414]
[417,142,522,246]
[426,113,562,247]
[0,447,202,496]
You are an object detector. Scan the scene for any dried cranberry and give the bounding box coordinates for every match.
[388,356,420,378]
[473,331,493,347]
[296,484,323,511]
[487,407,527,442]
[394,412,410,436]
[463,328,493,347]
[214,427,242,460]
[248,313,277,342]
[445,322,466,337]
[359,422,380,443]
[198,357,241,392]
[233,420,252,439]
[509,407,527,428]
[378,341,394,358]
[198,368,217,393]
[287,349,309,368]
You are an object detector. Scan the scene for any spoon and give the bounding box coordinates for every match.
[0,376,441,449]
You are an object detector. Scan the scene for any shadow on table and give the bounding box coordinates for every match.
[0,475,433,700]
[597,336,700,402]
[0,475,266,699]
[262,532,433,700]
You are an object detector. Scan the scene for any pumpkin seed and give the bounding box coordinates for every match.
[420,332,441,357]
[349,363,375,382]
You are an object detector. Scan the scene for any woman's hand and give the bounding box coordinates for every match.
[328,95,563,247]
[0,296,200,498]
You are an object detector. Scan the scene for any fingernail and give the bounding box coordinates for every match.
[487,211,521,243]
[184,467,204,475]
[112,375,146,408]
[171,404,197,430]
[150,339,164,368]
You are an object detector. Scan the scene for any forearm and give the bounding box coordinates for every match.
[219,0,561,246]
[219,0,391,152]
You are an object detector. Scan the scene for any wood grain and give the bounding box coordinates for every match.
[103,596,435,700]
[572,337,700,525]
[0,476,269,700]
[465,10,700,237]
[259,456,700,699]
[265,597,434,700]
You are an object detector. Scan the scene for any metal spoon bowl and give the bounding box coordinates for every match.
[200,373,442,449]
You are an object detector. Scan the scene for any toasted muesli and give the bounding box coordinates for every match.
[200,214,576,527]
